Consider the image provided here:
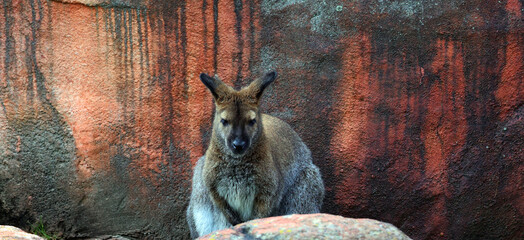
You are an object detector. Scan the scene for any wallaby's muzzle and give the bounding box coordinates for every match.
[231,138,247,154]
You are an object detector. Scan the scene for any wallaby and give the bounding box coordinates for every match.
[186,71,325,238]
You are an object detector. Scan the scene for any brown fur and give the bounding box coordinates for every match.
[186,72,324,238]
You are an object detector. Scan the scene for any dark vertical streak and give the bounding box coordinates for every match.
[450,40,459,111]
[46,0,54,84]
[202,0,208,55]
[119,9,128,123]
[153,15,162,90]
[518,34,523,100]
[28,0,47,103]
[403,61,414,168]
[176,0,191,173]
[234,0,244,87]
[137,10,144,103]
[143,10,151,87]
[2,0,15,89]
[201,0,211,155]
[108,9,115,56]
[27,0,37,103]
[113,8,125,167]
[128,9,135,125]
[95,7,100,41]
[30,0,45,100]
[111,9,117,48]
[414,50,428,170]
[404,45,428,175]
[161,15,175,164]
[0,2,10,127]
[248,0,256,75]
[32,0,45,102]
[35,0,43,25]
[436,44,448,149]
[181,2,188,98]
[213,0,219,74]
[103,9,108,44]
[173,8,179,55]
[123,9,129,123]
[25,36,34,104]
[103,9,112,87]
[2,0,14,91]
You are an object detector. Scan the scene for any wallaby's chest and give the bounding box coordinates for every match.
[215,163,257,221]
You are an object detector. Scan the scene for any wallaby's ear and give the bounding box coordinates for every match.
[251,71,277,100]
[200,73,221,99]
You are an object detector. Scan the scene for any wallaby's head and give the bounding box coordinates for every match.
[200,71,277,156]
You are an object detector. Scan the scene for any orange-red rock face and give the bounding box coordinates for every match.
[0,0,522,239]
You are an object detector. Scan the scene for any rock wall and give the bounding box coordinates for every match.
[0,0,522,239]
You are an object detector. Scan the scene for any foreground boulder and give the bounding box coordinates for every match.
[0,226,44,240]
[199,213,411,239]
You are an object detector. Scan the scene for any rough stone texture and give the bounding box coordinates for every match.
[51,0,145,8]
[199,214,412,240]
[0,225,44,240]
[0,0,522,239]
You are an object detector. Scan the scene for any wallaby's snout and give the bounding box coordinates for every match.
[224,117,253,155]
[227,122,250,155]
[231,137,248,154]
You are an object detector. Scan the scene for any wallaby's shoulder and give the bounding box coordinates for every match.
[261,112,293,132]
[261,113,311,167]
[262,113,303,143]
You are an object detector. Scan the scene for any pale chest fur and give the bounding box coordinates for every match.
[215,163,257,221]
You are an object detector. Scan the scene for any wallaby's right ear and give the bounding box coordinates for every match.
[200,73,220,99]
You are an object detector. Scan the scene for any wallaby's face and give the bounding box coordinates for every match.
[200,72,277,156]
[214,101,258,155]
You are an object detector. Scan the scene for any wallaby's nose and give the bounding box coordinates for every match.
[232,139,247,153]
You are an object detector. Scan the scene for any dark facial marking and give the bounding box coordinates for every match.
[225,100,251,155]
[236,100,241,119]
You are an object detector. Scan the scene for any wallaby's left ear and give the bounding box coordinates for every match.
[254,71,277,99]
[200,73,221,99]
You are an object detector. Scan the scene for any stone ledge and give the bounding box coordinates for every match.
[199,213,412,240]
[0,225,44,240]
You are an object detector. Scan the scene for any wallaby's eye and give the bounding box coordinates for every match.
[221,119,229,126]
[248,119,256,126]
